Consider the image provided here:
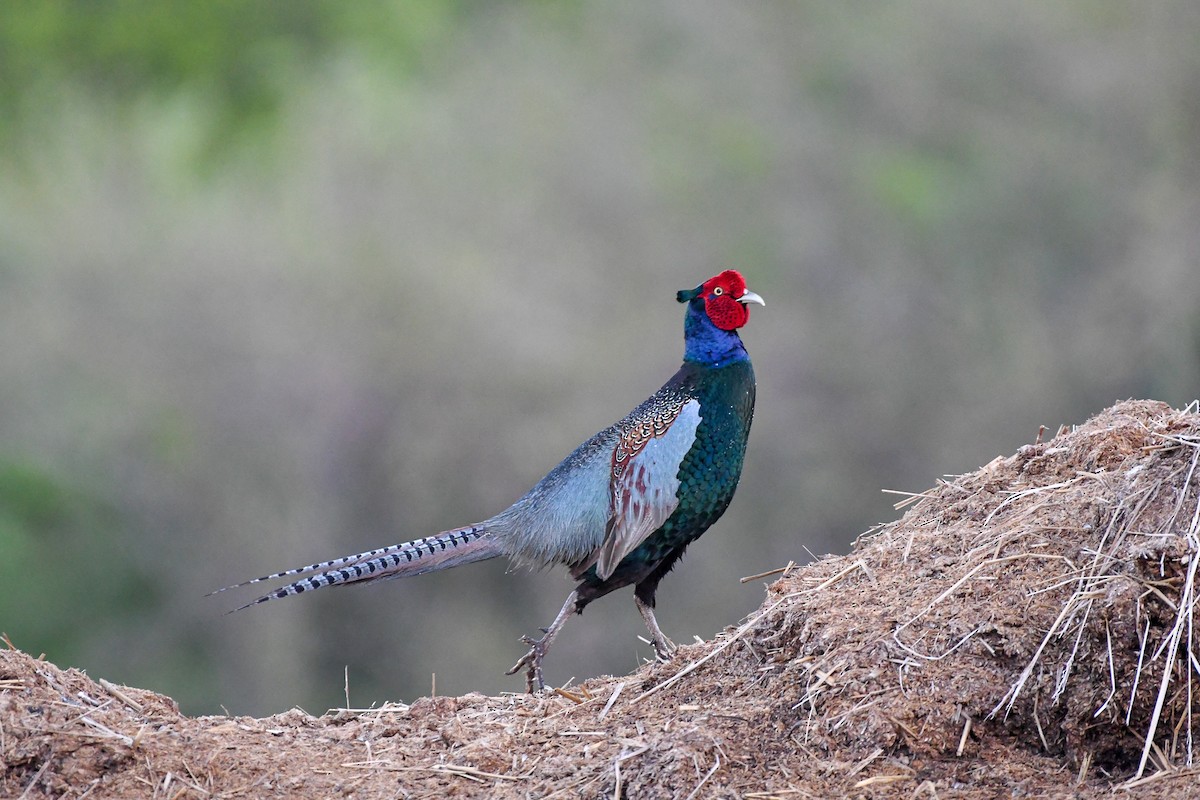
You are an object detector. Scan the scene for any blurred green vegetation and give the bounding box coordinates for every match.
[0,461,148,659]
[0,1,1197,717]
[0,0,465,160]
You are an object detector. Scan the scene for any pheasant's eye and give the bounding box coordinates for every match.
[713,287,724,296]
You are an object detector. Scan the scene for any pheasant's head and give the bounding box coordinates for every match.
[677,269,765,331]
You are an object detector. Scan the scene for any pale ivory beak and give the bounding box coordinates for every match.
[738,289,765,307]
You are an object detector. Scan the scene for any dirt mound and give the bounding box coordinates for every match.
[5,400,1200,798]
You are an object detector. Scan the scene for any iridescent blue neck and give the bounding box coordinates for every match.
[682,300,749,367]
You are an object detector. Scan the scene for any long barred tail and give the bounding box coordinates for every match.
[211,525,502,612]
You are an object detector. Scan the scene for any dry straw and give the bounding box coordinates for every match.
[4,400,1200,798]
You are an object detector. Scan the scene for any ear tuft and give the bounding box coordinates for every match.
[677,286,700,303]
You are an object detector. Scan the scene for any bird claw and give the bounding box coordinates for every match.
[506,590,577,692]
[635,596,677,664]
[506,635,549,692]
[650,634,677,662]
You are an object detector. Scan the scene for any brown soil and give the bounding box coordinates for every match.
[5,399,1200,798]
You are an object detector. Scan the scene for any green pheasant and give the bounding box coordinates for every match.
[214,270,763,691]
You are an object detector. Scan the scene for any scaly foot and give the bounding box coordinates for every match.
[648,630,677,662]
[506,633,550,692]
[636,595,676,662]
[505,590,578,693]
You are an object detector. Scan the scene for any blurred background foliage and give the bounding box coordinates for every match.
[1,1,1198,717]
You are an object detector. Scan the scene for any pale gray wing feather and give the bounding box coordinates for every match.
[579,398,698,579]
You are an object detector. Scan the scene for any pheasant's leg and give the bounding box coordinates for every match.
[635,595,676,661]
[506,590,578,692]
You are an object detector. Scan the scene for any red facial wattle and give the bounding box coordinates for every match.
[702,269,751,331]
[704,295,749,330]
